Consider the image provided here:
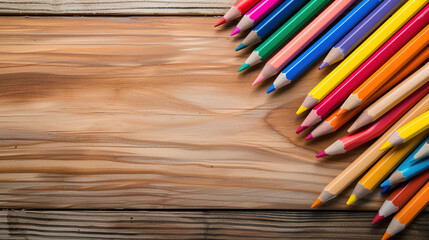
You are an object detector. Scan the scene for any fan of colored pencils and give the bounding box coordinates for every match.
[215,0,429,239]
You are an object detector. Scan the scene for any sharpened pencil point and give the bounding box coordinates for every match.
[380,179,390,188]
[214,17,226,27]
[372,213,385,224]
[238,63,250,72]
[380,141,392,150]
[253,74,265,85]
[230,27,241,36]
[311,198,323,208]
[346,194,357,205]
[266,84,275,94]
[381,232,391,240]
[316,151,328,158]
[296,126,308,134]
[381,185,391,195]
[319,62,329,70]
[235,43,247,51]
[305,134,313,141]
[296,106,307,115]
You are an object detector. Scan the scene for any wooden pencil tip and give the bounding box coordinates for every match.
[316,151,328,158]
[296,126,308,134]
[380,141,392,150]
[305,134,313,141]
[319,62,329,70]
[346,194,356,205]
[296,106,307,115]
[336,108,348,116]
[230,27,241,36]
[381,232,391,240]
[372,213,384,224]
[311,198,323,208]
[214,18,226,27]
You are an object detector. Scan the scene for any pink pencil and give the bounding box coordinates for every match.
[231,0,282,36]
[296,6,429,134]
[317,82,429,158]
[253,0,356,85]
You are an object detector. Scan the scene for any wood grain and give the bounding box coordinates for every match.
[0,16,388,210]
[0,0,234,15]
[1,210,428,239]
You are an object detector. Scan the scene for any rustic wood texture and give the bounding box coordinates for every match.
[1,210,428,239]
[0,16,391,210]
[0,0,234,15]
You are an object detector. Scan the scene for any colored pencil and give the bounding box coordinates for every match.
[347,136,425,205]
[253,0,359,85]
[338,14,429,115]
[215,0,261,27]
[350,63,429,132]
[238,0,331,72]
[320,0,406,69]
[296,0,428,115]
[381,111,429,151]
[373,170,429,224]
[381,181,429,240]
[317,83,429,158]
[307,48,429,140]
[237,0,307,51]
[311,94,429,208]
[231,0,283,36]
[297,10,428,134]
[381,134,429,189]
[412,141,429,162]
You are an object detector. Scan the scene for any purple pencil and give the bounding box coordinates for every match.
[231,0,283,36]
[320,0,406,69]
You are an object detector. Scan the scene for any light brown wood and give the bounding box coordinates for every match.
[1,210,428,239]
[0,0,234,15]
[0,16,383,210]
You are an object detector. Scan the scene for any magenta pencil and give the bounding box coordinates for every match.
[296,7,429,134]
[317,82,429,157]
[231,0,283,36]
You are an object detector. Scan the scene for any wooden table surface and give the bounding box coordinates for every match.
[0,1,427,239]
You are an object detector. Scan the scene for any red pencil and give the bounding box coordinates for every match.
[296,7,429,134]
[373,169,429,224]
[306,47,429,140]
[215,0,261,27]
[316,82,429,158]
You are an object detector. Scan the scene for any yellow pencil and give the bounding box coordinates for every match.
[296,0,428,115]
[347,134,426,205]
[381,111,429,150]
[311,94,429,208]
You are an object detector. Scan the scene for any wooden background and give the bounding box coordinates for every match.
[0,1,428,239]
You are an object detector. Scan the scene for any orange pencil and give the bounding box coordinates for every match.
[381,180,429,240]
[307,47,429,140]
[339,24,429,114]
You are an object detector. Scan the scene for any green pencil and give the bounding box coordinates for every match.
[239,0,331,72]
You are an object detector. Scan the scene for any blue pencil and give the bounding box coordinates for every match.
[267,0,382,93]
[381,135,429,189]
[320,0,406,69]
[236,0,307,51]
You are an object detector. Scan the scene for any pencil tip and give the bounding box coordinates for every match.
[380,141,392,150]
[235,43,247,51]
[319,62,329,70]
[316,151,328,158]
[253,74,265,85]
[346,194,357,205]
[305,134,313,141]
[230,27,241,36]
[381,232,391,240]
[336,108,348,116]
[238,63,250,72]
[266,84,275,94]
[296,106,307,115]
[311,198,323,208]
[214,18,226,27]
[380,180,390,188]
[296,126,308,134]
[372,213,384,224]
[381,185,390,195]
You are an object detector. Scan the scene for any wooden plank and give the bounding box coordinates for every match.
[0,0,234,15]
[1,210,428,239]
[0,16,389,210]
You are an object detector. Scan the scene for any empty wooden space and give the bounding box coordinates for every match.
[0,16,377,210]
